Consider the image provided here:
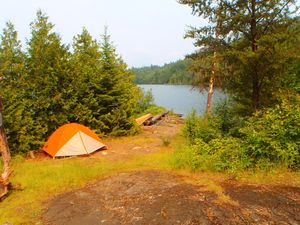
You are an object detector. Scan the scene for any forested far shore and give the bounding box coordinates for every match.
[132,58,193,85]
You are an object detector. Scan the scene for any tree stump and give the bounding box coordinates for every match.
[0,97,11,200]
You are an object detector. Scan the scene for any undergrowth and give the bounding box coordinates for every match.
[172,95,300,173]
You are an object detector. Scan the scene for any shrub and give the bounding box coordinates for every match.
[183,109,222,144]
[241,95,300,168]
[212,99,245,137]
[136,89,155,113]
[172,137,250,172]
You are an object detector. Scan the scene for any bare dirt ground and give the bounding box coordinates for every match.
[43,116,300,225]
[97,115,185,161]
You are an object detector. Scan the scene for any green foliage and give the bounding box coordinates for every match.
[176,0,300,172]
[180,110,248,172]
[96,29,140,136]
[137,89,154,112]
[183,109,222,144]
[172,137,249,172]
[132,59,193,84]
[0,11,141,154]
[0,22,29,153]
[180,0,300,112]
[177,94,300,172]
[141,105,166,115]
[134,88,166,117]
[241,95,300,168]
[23,10,71,151]
[212,99,245,137]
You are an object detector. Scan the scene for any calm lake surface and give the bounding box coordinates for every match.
[139,85,225,117]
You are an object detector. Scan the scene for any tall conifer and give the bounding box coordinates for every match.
[0,22,30,153]
[25,10,71,149]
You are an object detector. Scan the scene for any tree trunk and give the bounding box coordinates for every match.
[206,76,215,114]
[206,50,217,115]
[250,0,260,110]
[0,97,11,200]
[252,73,260,110]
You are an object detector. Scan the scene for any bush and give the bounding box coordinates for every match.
[212,99,245,137]
[183,109,222,144]
[136,89,155,113]
[177,95,300,172]
[241,95,300,168]
[172,137,250,172]
[176,108,250,172]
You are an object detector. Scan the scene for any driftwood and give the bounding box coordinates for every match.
[0,97,11,200]
[136,114,154,126]
[149,111,169,125]
[135,112,169,127]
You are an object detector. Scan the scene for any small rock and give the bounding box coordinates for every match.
[132,146,142,150]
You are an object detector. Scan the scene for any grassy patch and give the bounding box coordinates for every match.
[1,129,300,224]
[135,105,166,118]
[1,157,115,224]
[0,149,174,224]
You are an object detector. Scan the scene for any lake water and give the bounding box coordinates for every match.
[139,85,225,117]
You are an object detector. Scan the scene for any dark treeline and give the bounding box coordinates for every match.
[132,59,193,84]
[0,10,142,154]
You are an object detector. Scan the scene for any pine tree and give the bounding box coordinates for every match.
[70,27,139,135]
[69,27,104,129]
[25,10,71,150]
[0,22,30,153]
[180,0,300,112]
[98,28,139,135]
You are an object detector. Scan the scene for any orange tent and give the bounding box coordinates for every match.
[43,123,106,158]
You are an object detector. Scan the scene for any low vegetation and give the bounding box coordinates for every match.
[1,127,299,224]
[172,94,300,173]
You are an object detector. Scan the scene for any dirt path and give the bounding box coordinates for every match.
[97,115,184,161]
[43,116,300,225]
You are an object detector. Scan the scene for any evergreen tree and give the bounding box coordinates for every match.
[0,22,29,153]
[133,59,193,84]
[180,0,300,112]
[69,27,104,129]
[25,10,71,150]
[98,28,139,135]
[70,27,139,135]
[0,12,141,154]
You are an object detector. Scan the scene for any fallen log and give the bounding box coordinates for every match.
[135,114,153,126]
[150,111,169,125]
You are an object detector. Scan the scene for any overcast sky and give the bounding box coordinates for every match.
[0,0,206,68]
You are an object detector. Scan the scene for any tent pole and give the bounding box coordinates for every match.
[78,132,89,155]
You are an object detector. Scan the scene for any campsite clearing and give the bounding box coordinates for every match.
[42,115,300,225]
[1,115,300,224]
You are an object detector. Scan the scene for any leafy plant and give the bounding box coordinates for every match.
[183,109,222,144]
[241,95,300,168]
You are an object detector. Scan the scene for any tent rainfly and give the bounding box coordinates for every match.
[43,123,106,158]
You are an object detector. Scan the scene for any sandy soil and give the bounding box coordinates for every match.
[42,116,300,225]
